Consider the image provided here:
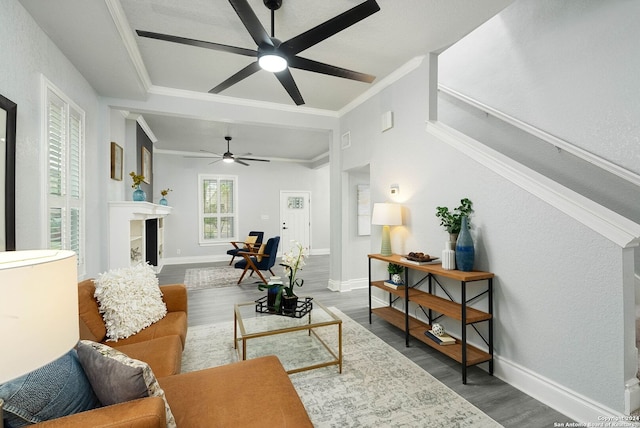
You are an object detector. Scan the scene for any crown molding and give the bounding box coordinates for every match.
[153,147,327,164]
[107,0,424,119]
[146,85,339,118]
[105,0,152,92]
[124,112,158,143]
[338,56,425,117]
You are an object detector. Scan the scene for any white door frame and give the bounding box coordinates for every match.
[279,190,311,255]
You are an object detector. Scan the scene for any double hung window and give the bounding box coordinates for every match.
[198,174,238,244]
[44,79,85,273]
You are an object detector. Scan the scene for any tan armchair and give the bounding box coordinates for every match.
[227,231,264,265]
[234,236,280,284]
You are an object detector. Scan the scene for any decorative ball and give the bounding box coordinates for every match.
[432,323,445,337]
[391,274,404,285]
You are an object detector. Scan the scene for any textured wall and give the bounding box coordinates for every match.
[438,0,640,175]
[0,0,103,276]
[436,0,637,414]
[338,0,636,415]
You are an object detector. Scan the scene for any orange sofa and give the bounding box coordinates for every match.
[32,280,312,427]
[77,279,188,377]
[36,355,313,427]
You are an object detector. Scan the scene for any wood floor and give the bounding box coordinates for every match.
[159,255,571,427]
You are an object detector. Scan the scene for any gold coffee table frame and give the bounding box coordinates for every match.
[234,299,342,374]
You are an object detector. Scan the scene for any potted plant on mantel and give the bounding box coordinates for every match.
[129,171,146,202]
[435,198,473,242]
[259,241,307,314]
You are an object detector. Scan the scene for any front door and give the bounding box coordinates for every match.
[279,191,311,254]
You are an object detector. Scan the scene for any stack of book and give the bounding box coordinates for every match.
[383,280,405,290]
[424,330,456,345]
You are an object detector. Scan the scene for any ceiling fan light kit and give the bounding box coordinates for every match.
[136,0,380,105]
[197,136,270,167]
[258,53,287,72]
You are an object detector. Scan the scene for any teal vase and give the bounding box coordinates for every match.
[132,186,146,202]
[455,216,474,271]
[159,197,168,206]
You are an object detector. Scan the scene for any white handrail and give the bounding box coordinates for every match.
[438,84,640,188]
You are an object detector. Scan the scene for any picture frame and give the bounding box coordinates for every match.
[142,146,151,184]
[110,142,123,181]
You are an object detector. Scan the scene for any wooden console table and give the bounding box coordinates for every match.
[368,253,494,384]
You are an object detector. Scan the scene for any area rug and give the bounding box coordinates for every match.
[181,308,502,427]
[182,266,238,290]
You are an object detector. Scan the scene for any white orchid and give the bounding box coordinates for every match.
[281,241,307,293]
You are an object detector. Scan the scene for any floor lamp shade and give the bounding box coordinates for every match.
[0,250,78,384]
[371,203,402,256]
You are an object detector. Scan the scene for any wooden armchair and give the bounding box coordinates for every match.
[234,236,280,284]
[227,231,264,265]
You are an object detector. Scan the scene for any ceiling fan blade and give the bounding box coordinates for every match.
[280,0,380,56]
[208,159,223,165]
[236,157,270,162]
[200,149,223,156]
[274,68,304,105]
[235,159,250,166]
[228,0,273,47]
[209,61,261,94]
[288,56,375,83]
[136,30,257,57]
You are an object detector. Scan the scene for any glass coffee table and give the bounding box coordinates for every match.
[234,298,342,374]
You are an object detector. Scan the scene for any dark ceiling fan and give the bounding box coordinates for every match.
[200,136,270,166]
[136,0,380,105]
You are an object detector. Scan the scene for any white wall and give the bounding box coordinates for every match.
[0,0,105,277]
[152,152,330,263]
[438,0,640,176]
[107,109,126,202]
[338,0,639,418]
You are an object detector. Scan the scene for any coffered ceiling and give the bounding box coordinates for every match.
[19,0,512,161]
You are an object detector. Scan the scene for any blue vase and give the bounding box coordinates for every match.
[455,216,474,271]
[159,197,168,206]
[132,186,146,202]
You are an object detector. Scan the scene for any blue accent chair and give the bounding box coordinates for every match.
[234,236,280,284]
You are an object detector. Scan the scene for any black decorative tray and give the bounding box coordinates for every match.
[255,295,313,318]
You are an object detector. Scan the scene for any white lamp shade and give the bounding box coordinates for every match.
[0,250,78,383]
[371,203,402,226]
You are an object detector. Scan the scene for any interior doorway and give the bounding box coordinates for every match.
[279,191,311,254]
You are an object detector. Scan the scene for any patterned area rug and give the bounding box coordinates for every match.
[181,308,502,427]
[182,266,239,290]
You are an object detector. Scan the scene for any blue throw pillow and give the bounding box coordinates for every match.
[0,349,100,427]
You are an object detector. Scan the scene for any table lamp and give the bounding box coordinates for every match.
[371,203,402,256]
[0,250,78,427]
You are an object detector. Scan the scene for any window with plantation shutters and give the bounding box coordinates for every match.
[45,81,85,274]
[198,174,238,244]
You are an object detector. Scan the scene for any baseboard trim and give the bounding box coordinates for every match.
[327,277,368,292]
[495,354,626,423]
[163,255,228,265]
[164,250,330,266]
[310,248,330,256]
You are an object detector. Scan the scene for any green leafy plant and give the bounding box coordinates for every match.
[435,198,473,234]
[160,188,172,196]
[387,263,404,275]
